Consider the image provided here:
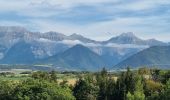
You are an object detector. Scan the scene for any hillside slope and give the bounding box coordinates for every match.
[116,46,170,68]
[41,44,106,71]
[0,42,36,64]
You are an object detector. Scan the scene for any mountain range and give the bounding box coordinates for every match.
[0,26,168,70]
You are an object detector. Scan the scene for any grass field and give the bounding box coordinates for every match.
[0,69,79,86]
[58,78,77,85]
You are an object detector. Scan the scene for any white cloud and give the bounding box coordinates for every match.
[0,0,170,42]
[116,0,170,11]
[24,14,170,42]
[106,43,149,48]
[58,40,82,45]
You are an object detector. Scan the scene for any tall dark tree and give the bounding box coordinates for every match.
[96,68,109,100]
[106,78,116,100]
[50,70,57,82]
[126,75,145,100]
[73,75,98,100]
[114,67,135,100]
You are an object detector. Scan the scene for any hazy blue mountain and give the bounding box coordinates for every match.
[0,45,7,59]
[100,47,142,67]
[115,46,170,68]
[41,44,106,71]
[0,41,36,64]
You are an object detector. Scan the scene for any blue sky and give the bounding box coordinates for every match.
[0,0,170,41]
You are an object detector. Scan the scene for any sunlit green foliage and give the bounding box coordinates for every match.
[0,68,169,100]
[12,79,75,100]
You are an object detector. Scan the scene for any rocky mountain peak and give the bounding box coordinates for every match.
[118,32,137,38]
[70,33,83,38]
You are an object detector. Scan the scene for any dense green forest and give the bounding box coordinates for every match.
[0,68,169,100]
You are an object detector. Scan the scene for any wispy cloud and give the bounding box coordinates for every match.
[0,0,170,41]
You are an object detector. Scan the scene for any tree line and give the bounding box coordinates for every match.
[0,68,169,100]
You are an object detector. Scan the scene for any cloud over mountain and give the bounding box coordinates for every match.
[0,0,170,41]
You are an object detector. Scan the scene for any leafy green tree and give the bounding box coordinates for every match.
[0,80,18,100]
[159,70,170,84]
[160,79,170,100]
[115,67,135,100]
[133,75,145,100]
[31,71,49,80]
[73,75,98,100]
[151,69,161,81]
[127,92,134,100]
[127,75,145,100]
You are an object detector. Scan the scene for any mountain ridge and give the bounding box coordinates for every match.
[103,32,165,46]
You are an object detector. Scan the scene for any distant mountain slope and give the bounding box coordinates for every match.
[115,46,170,68]
[0,42,36,64]
[41,44,106,71]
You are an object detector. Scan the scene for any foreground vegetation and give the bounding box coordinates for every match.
[0,67,169,100]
